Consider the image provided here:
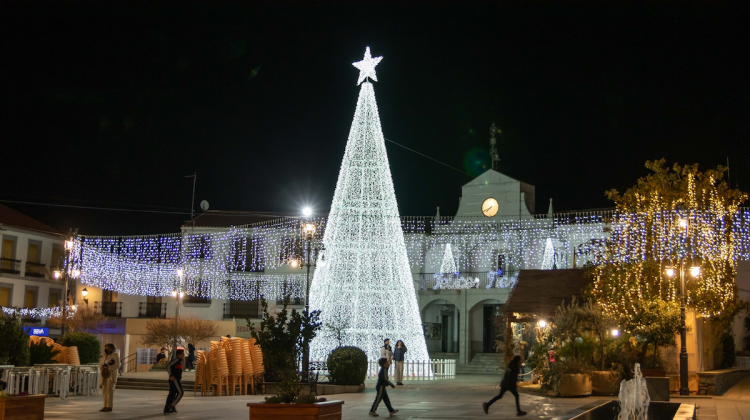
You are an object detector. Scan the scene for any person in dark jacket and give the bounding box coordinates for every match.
[393,340,407,385]
[369,358,399,417]
[156,348,167,365]
[482,355,526,416]
[185,343,196,371]
[164,349,185,414]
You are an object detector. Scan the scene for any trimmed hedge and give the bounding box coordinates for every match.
[59,332,101,364]
[327,346,367,385]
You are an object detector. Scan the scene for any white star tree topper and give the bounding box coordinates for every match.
[352,47,383,85]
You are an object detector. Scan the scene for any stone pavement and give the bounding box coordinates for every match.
[43,374,750,420]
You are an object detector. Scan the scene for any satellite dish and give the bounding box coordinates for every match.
[200,200,210,211]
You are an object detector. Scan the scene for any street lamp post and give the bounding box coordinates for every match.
[54,238,77,335]
[665,217,701,396]
[171,269,185,359]
[294,215,324,377]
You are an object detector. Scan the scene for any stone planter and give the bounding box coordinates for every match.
[557,373,592,397]
[591,371,622,396]
[0,395,47,420]
[248,400,344,419]
[641,369,666,377]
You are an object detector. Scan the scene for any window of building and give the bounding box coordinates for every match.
[0,284,12,306]
[24,286,38,308]
[136,348,158,365]
[48,289,62,308]
[2,237,16,260]
[183,295,211,305]
[27,241,42,263]
[1,237,18,274]
[147,296,162,304]
[51,245,63,270]
[102,290,118,303]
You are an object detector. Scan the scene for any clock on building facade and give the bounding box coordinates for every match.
[481,197,498,217]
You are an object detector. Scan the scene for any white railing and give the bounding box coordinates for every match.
[735,356,750,368]
[366,359,455,380]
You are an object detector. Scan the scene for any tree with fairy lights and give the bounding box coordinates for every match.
[589,159,747,370]
[308,48,430,368]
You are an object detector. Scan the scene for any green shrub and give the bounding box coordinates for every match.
[58,331,101,364]
[0,315,30,366]
[720,329,736,369]
[29,341,60,365]
[327,346,367,385]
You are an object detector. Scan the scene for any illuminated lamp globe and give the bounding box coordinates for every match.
[612,329,620,337]
[538,320,547,328]
[72,269,81,278]
[665,267,675,277]
[290,259,299,268]
[171,290,178,297]
[302,207,313,217]
[53,271,61,279]
[81,288,89,298]
[678,219,688,229]
[690,266,701,277]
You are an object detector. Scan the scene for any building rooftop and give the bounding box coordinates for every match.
[0,203,62,235]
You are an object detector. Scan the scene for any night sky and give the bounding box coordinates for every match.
[2,1,748,235]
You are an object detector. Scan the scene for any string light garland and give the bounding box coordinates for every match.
[541,238,555,270]
[1,305,75,319]
[591,161,748,320]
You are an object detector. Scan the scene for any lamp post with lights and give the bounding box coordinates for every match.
[288,209,325,376]
[665,217,701,396]
[170,268,185,358]
[53,238,79,335]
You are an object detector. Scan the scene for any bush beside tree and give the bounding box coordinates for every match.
[29,341,61,365]
[0,315,30,366]
[59,331,101,364]
[327,346,368,385]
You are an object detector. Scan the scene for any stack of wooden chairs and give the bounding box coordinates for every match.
[193,350,209,396]
[208,341,230,396]
[192,337,265,397]
[66,346,81,365]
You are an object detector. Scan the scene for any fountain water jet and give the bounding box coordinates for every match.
[617,363,651,420]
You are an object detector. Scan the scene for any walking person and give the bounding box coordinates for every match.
[369,358,399,417]
[99,343,120,412]
[482,355,526,416]
[164,349,185,414]
[393,340,407,385]
[185,343,196,372]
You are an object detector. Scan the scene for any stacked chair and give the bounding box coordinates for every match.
[248,338,265,394]
[239,339,255,395]
[193,350,209,396]
[208,341,230,396]
[221,337,244,396]
[66,346,81,365]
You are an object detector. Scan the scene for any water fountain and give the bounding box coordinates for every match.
[617,363,650,420]
[563,363,695,420]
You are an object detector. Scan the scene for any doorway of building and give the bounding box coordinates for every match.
[483,304,502,353]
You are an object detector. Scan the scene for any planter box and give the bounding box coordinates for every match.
[557,373,592,397]
[641,369,666,377]
[248,400,344,420]
[0,395,47,420]
[591,371,621,396]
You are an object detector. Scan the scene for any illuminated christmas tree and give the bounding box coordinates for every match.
[439,244,458,275]
[541,238,555,270]
[309,48,430,366]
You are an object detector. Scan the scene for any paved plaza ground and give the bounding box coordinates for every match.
[44,374,750,420]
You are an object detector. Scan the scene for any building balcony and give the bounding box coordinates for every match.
[25,261,47,278]
[276,297,303,306]
[139,302,166,318]
[0,258,21,275]
[95,301,122,318]
[223,301,261,319]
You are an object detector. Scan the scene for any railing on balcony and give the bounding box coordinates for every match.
[276,297,303,306]
[95,301,122,317]
[25,261,47,278]
[223,301,261,319]
[0,258,21,275]
[139,302,166,318]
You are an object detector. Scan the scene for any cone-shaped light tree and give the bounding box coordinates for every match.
[541,238,555,270]
[439,244,458,275]
[309,48,430,365]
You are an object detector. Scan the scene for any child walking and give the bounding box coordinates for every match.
[482,355,526,416]
[164,349,185,414]
[369,358,399,417]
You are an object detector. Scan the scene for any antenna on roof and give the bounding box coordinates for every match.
[489,123,500,170]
